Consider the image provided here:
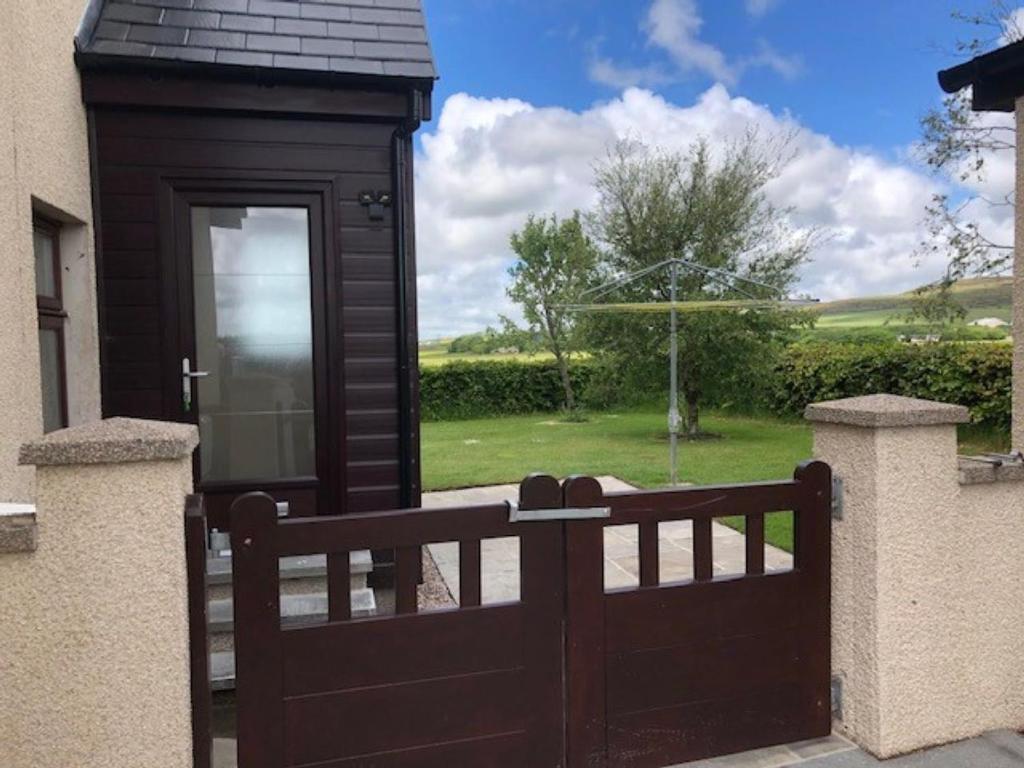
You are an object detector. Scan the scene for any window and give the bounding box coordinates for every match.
[34,216,67,433]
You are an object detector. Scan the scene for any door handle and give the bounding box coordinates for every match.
[182,357,211,413]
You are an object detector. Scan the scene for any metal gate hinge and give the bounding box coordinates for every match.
[831,676,843,720]
[831,475,844,520]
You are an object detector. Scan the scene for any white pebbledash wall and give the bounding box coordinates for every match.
[0,419,198,768]
[0,1,101,503]
[1014,96,1024,450]
[808,394,1024,758]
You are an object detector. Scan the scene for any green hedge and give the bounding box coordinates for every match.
[419,342,1012,430]
[770,342,1011,429]
[419,360,596,420]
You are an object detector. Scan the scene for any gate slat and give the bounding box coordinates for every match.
[231,493,284,768]
[638,520,659,587]
[693,517,713,582]
[395,545,420,614]
[459,539,482,607]
[745,512,765,575]
[328,551,352,621]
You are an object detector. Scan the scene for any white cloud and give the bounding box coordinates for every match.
[746,0,780,17]
[589,0,800,89]
[414,86,1010,338]
[645,0,736,84]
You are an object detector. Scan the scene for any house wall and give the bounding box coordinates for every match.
[1014,96,1024,450]
[89,106,417,520]
[0,1,101,503]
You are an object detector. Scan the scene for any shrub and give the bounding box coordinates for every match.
[419,360,596,420]
[770,342,1011,429]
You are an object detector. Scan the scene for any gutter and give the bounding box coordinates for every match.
[392,89,424,508]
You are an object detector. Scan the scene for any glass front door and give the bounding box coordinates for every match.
[188,206,317,484]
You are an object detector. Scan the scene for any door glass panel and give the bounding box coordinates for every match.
[190,206,315,483]
[34,228,56,298]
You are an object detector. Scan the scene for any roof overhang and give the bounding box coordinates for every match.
[938,38,1024,112]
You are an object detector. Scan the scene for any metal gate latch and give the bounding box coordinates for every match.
[507,500,611,523]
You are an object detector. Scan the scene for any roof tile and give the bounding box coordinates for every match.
[248,0,301,17]
[299,3,352,21]
[274,18,328,36]
[220,13,274,32]
[83,0,436,80]
[246,33,302,54]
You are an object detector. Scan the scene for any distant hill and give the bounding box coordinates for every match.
[816,276,1011,317]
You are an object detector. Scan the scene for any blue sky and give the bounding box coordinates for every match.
[413,0,1013,338]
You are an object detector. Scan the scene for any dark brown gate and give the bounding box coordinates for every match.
[229,462,831,768]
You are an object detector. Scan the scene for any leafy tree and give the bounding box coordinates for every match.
[586,135,816,436]
[916,2,1020,305]
[507,212,601,412]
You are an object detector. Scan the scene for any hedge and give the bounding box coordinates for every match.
[769,342,1011,429]
[419,360,596,420]
[419,342,1012,430]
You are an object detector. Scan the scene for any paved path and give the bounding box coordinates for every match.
[423,477,792,602]
[675,730,1024,768]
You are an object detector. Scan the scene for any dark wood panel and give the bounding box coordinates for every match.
[347,409,399,434]
[282,605,524,695]
[340,254,396,282]
[102,221,158,250]
[344,333,398,357]
[289,732,527,768]
[606,627,804,715]
[344,487,402,514]
[605,573,803,653]
[606,682,827,768]
[345,383,399,410]
[345,434,399,462]
[105,363,162,391]
[282,669,526,766]
[103,279,160,306]
[104,307,162,335]
[96,110,394,147]
[344,358,399,384]
[339,226,394,253]
[341,306,397,334]
[98,168,154,195]
[341,279,396,307]
[101,250,159,279]
[106,334,162,363]
[346,461,400,487]
[96,134,390,174]
[106,389,162,418]
[103,194,157,223]
[276,502,517,555]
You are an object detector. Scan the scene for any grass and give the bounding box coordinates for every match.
[422,408,813,551]
[419,348,557,367]
[422,406,1012,553]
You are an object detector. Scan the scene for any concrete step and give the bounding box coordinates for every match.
[207,549,373,591]
[208,587,376,634]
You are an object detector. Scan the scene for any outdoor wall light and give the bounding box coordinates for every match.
[358,190,393,221]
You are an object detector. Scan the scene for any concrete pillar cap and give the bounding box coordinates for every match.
[804,394,970,428]
[19,417,199,466]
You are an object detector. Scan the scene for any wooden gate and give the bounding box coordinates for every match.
[230,462,831,768]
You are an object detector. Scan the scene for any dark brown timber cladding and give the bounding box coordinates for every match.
[91,106,415,516]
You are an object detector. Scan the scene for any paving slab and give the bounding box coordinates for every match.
[423,477,793,603]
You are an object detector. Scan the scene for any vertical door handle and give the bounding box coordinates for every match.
[182,357,210,413]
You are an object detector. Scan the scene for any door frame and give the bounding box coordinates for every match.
[161,175,345,525]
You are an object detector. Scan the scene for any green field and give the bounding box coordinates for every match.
[419,347,556,367]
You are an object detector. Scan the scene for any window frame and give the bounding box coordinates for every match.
[33,215,68,432]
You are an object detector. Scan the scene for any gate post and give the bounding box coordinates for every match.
[806,395,991,758]
[562,475,607,768]
[5,418,198,768]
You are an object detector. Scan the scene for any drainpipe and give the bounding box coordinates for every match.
[392,90,423,509]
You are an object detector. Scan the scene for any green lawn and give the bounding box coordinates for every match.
[422,407,1011,553]
[422,408,813,551]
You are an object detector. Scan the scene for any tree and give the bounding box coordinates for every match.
[586,135,815,436]
[507,212,601,412]
[916,2,1020,305]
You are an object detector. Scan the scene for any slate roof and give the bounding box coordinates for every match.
[77,0,437,81]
